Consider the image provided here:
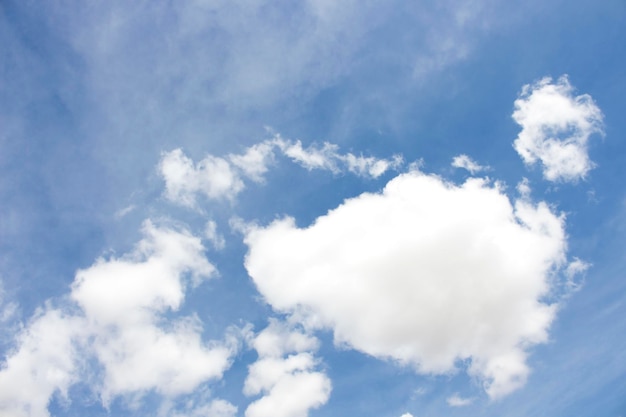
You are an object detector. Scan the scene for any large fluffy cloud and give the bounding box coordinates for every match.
[243,170,576,398]
[0,221,237,416]
[512,76,604,182]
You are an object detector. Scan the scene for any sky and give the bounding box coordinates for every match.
[1,1,625,416]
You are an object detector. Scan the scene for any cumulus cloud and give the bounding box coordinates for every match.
[512,76,604,182]
[0,221,237,416]
[244,320,331,417]
[243,170,579,398]
[0,309,83,417]
[72,221,235,401]
[451,154,488,174]
[159,149,244,207]
[160,136,401,207]
[250,319,319,358]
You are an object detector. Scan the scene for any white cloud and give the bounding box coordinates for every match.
[244,320,331,417]
[276,140,341,173]
[160,136,402,207]
[159,149,244,207]
[451,154,488,174]
[160,141,278,207]
[243,170,578,398]
[516,177,532,198]
[168,398,238,417]
[400,413,414,417]
[344,153,404,178]
[251,319,319,358]
[205,220,226,250]
[74,220,235,401]
[229,141,276,182]
[0,309,83,417]
[0,221,237,416]
[446,393,474,407]
[563,257,589,293]
[512,75,604,182]
[565,258,589,280]
[275,137,402,178]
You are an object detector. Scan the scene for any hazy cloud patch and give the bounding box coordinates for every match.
[446,393,475,407]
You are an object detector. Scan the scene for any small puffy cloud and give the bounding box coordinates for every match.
[160,141,278,207]
[0,221,237,416]
[71,220,216,323]
[160,149,244,206]
[251,319,319,358]
[243,170,576,398]
[400,413,414,417]
[512,76,604,182]
[451,154,488,174]
[244,320,331,417]
[446,393,474,407]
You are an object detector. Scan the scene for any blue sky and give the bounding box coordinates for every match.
[1,1,625,416]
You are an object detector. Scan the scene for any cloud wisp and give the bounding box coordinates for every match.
[446,393,475,407]
[243,170,579,399]
[159,135,402,208]
[452,154,489,174]
[512,76,604,182]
